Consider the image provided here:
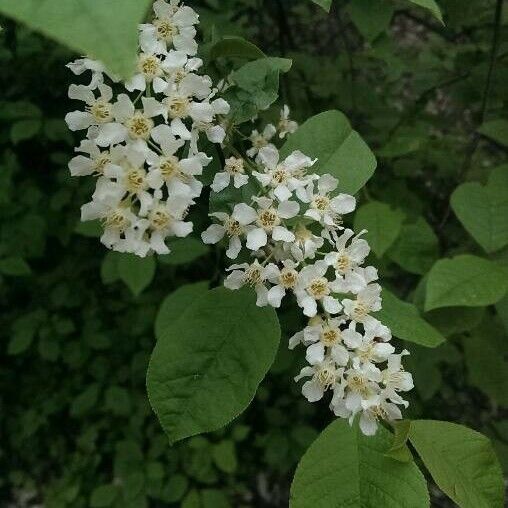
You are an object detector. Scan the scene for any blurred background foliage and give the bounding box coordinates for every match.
[1,0,507,506]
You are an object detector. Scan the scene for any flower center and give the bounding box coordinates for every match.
[245,266,262,286]
[167,96,190,119]
[225,158,244,175]
[94,152,111,174]
[104,208,130,231]
[272,167,289,185]
[312,195,330,211]
[159,156,181,179]
[316,365,336,389]
[353,300,370,321]
[258,208,280,230]
[279,267,298,288]
[321,327,341,347]
[252,134,268,149]
[225,218,241,237]
[154,19,177,41]
[139,54,161,79]
[294,224,312,242]
[308,277,330,299]
[150,208,171,230]
[347,374,370,397]
[125,167,147,193]
[126,113,153,140]
[335,254,351,274]
[90,100,113,123]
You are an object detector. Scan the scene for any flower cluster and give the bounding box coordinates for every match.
[204,110,413,435]
[65,0,229,256]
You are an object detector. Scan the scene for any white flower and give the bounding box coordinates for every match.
[92,94,165,147]
[146,126,206,198]
[201,204,257,259]
[295,360,344,403]
[295,261,342,317]
[211,157,249,193]
[253,146,316,201]
[144,195,194,254]
[246,197,300,251]
[303,318,361,366]
[69,140,113,177]
[81,194,140,253]
[351,330,395,370]
[342,284,382,326]
[278,105,298,139]
[325,229,370,275]
[140,0,199,56]
[289,223,324,261]
[303,174,356,228]
[265,259,300,308]
[247,124,276,157]
[381,350,414,402]
[358,394,403,436]
[66,83,114,133]
[224,260,277,306]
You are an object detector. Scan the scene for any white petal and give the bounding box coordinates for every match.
[201,224,225,244]
[211,172,230,193]
[267,285,285,308]
[246,228,267,251]
[302,380,324,403]
[305,343,325,365]
[232,203,257,225]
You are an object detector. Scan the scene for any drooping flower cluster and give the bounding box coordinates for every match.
[203,109,413,436]
[65,0,229,256]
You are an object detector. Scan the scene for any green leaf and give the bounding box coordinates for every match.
[0,257,31,276]
[0,0,153,78]
[201,489,231,508]
[210,36,265,61]
[310,0,332,12]
[451,166,508,253]
[100,251,121,285]
[281,110,377,195]
[385,420,412,462]
[75,219,102,238]
[118,254,156,297]
[387,217,439,275]
[375,288,445,347]
[407,0,444,24]
[10,119,42,144]
[426,306,485,337]
[409,420,505,508]
[478,119,508,147]
[7,310,44,355]
[463,319,508,407]
[290,419,428,508]
[354,202,405,257]
[155,282,209,341]
[71,383,100,417]
[147,287,280,444]
[349,0,395,42]
[227,57,292,124]
[90,484,119,508]
[212,440,237,473]
[158,238,209,266]
[425,255,507,311]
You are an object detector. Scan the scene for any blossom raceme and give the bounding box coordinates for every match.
[204,109,414,436]
[66,0,229,257]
